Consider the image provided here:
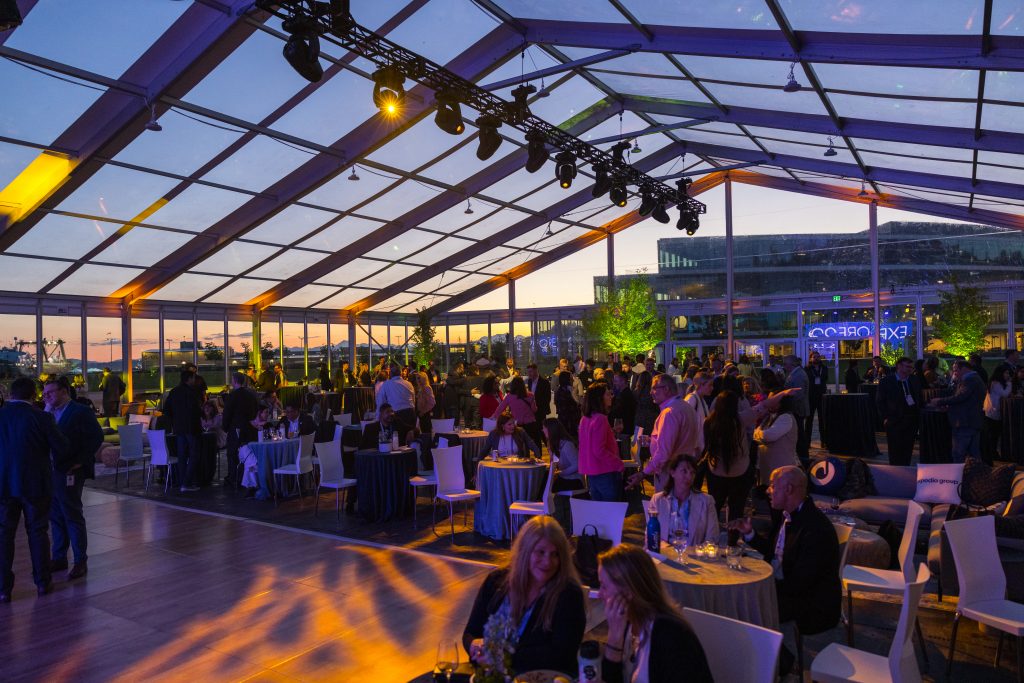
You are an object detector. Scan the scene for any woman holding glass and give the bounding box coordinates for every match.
[201,400,227,450]
[578,383,624,502]
[599,545,713,683]
[463,516,586,676]
[648,454,718,547]
[483,413,541,459]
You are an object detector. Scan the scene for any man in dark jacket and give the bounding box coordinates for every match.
[99,368,125,417]
[931,358,987,463]
[524,364,551,428]
[162,369,203,491]
[43,376,103,580]
[804,351,829,451]
[359,404,414,449]
[222,372,258,487]
[608,371,637,437]
[0,376,69,600]
[876,357,923,466]
[278,404,316,438]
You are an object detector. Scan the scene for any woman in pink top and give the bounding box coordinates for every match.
[578,383,624,502]
[491,376,541,447]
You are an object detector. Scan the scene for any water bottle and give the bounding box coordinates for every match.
[578,640,601,683]
[646,506,661,553]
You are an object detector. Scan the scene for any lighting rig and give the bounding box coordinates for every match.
[256,0,706,231]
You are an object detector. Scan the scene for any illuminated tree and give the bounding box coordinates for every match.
[933,282,989,357]
[585,271,662,357]
[879,340,904,367]
[408,308,437,368]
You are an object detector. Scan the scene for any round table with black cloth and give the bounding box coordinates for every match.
[307,391,342,415]
[922,387,953,404]
[166,431,218,486]
[341,387,376,419]
[1002,396,1024,465]
[819,393,878,457]
[354,447,418,522]
[275,385,305,409]
[858,383,884,431]
[918,407,952,464]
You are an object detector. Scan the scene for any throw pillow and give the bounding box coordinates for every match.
[837,457,876,500]
[959,457,1016,507]
[808,456,847,496]
[1004,494,1024,518]
[914,463,964,505]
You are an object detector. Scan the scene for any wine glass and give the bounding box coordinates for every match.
[613,417,624,434]
[669,515,688,565]
[436,640,459,682]
[830,496,840,513]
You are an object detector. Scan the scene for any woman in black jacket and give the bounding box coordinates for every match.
[463,516,586,676]
[599,544,712,683]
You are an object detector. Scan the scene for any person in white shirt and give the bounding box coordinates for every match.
[376,364,416,433]
[683,371,713,456]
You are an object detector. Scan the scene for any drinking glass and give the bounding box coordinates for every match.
[436,640,459,682]
[830,496,840,513]
[727,545,742,570]
[613,418,623,433]
[669,515,688,565]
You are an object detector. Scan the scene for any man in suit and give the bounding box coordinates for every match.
[783,354,811,462]
[42,376,103,581]
[608,371,637,437]
[876,357,923,466]
[0,376,69,601]
[278,403,316,438]
[804,351,829,452]
[524,364,551,429]
[930,358,987,463]
[359,404,415,450]
[162,369,203,492]
[734,466,840,673]
[99,368,125,418]
[222,372,258,487]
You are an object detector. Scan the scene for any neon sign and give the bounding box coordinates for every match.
[805,322,912,341]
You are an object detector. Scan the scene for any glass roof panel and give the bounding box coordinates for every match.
[506,224,591,249]
[203,277,280,305]
[848,138,975,162]
[271,69,381,146]
[452,245,518,272]
[627,0,779,28]
[54,165,179,221]
[248,248,328,280]
[486,0,627,22]
[245,205,340,245]
[300,166,397,211]
[478,46,560,90]
[296,215,384,251]
[513,180,577,212]
[7,213,112,260]
[436,272,495,295]
[585,51,683,79]
[972,193,1024,209]
[273,284,343,309]
[992,0,1024,34]
[181,30,313,123]
[357,180,446,221]
[384,0,500,66]
[830,93,976,128]
[784,1,984,34]
[317,287,376,309]
[986,71,1023,104]
[413,200,485,234]
[112,110,245,178]
[0,255,69,292]
[760,138,857,163]
[981,104,1024,134]
[858,151,972,179]
[357,264,426,289]
[813,64,978,99]
[680,55,792,87]
[580,110,654,146]
[0,59,104,145]
[976,159,1022,184]
[405,235,478,265]
[200,136,315,193]
[192,242,280,277]
[371,292,428,312]
[874,182,972,206]
[392,294,449,314]
[674,127,763,151]
[527,79,608,125]
[92,227,194,267]
[419,138,507,186]
[448,207,533,240]
[0,142,42,189]
[5,0,191,79]
[477,166,550,202]
[479,251,532,274]
[700,83,831,116]
[743,125,825,145]
[362,228,441,259]
[150,273,232,303]
[368,117,473,170]
[49,264,143,297]
[147,184,253,232]
[315,258,400,286]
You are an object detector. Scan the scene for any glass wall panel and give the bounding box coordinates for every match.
[260,318,281,371]
[0,314,38,391]
[86,316,124,374]
[535,318,558,373]
[282,322,305,383]
[328,321,349,376]
[490,322,510,364]
[163,317,196,379]
[671,314,728,340]
[732,311,798,338]
[227,320,255,379]
[131,316,160,397]
[306,321,328,383]
[196,319,226,392]
[42,314,81,382]
[512,321,532,369]
[562,317,585,363]
[446,317,469,368]
[468,323,489,360]
[354,323,370,374]
[1016,300,1024,354]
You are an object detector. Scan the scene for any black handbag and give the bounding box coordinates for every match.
[572,523,612,587]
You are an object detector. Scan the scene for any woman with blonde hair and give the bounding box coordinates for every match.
[463,516,586,675]
[599,545,712,683]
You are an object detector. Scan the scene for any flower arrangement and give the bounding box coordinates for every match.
[473,611,517,683]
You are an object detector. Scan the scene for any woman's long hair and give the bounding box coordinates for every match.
[503,516,580,631]
[544,416,576,457]
[661,453,699,495]
[598,544,682,629]
[705,389,743,471]
[481,374,500,397]
[508,376,527,400]
[582,382,609,417]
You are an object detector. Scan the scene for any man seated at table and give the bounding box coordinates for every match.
[731,465,840,674]
[359,404,416,450]
[277,403,315,438]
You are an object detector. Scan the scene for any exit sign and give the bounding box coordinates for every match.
[832,295,842,302]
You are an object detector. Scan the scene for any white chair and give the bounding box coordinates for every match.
[127,413,152,432]
[115,422,147,488]
[273,433,315,504]
[570,498,628,546]
[333,412,352,427]
[843,501,929,669]
[360,419,375,433]
[683,607,783,683]
[409,442,437,529]
[509,456,558,536]
[481,417,497,433]
[944,516,1024,682]
[313,439,356,519]
[431,445,479,544]
[811,563,930,683]
[432,418,455,434]
[144,429,177,493]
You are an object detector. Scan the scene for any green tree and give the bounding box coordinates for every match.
[878,340,904,367]
[203,342,224,361]
[933,282,990,357]
[239,341,251,364]
[260,341,276,362]
[584,271,662,358]
[408,308,437,368]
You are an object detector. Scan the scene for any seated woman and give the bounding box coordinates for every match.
[543,417,584,492]
[484,413,540,459]
[200,400,227,450]
[464,516,586,676]
[649,454,718,546]
[599,545,713,683]
[262,390,283,420]
[491,376,540,447]
[237,404,274,496]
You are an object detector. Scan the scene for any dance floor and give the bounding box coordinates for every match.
[1,489,489,682]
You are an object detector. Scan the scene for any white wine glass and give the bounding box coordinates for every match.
[436,639,459,683]
[670,515,688,565]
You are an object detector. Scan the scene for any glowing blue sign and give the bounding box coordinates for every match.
[805,322,912,341]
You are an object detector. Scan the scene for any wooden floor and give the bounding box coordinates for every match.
[0,489,490,682]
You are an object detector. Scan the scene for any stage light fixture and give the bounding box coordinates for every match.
[651,202,670,224]
[611,140,630,165]
[524,130,548,173]
[372,66,405,116]
[677,177,693,200]
[281,14,323,83]
[434,90,464,135]
[824,137,837,157]
[475,115,502,160]
[555,151,577,189]
[609,183,627,208]
[591,164,611,198]
[638,192,657,217]
[783,61,802,93]
[508,83,536,124]
[677,208,700,235]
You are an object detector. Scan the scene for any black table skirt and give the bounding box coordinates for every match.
[919,408,952,464]
[858,383,884,431]
[277,385,305,409]
[166,432,218,486]
[1002,397,1024,465]
[342,387,376,418]
[819,393,878,457]
[922,387,953,404]
[355,448,418,522]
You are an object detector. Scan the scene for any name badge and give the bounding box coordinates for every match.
[66,474,75,487]
[905,394,915,407]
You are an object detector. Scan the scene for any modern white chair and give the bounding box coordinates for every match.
[811,563,930,683]
[509,456,558,536]
[432,418,456,434]
[683,607,783,683]
[144,429,177,493]
[481,417,497,433]
[127,413,152,432]
[944,515,1024,682]
[273,433,315,504]
[115,422,147,488]
[333,412,352,427]
[313,439,356,519]
[431,445,479,544]
[409,443,437,530]
[570,498,628,546]
[843,501,929,669]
